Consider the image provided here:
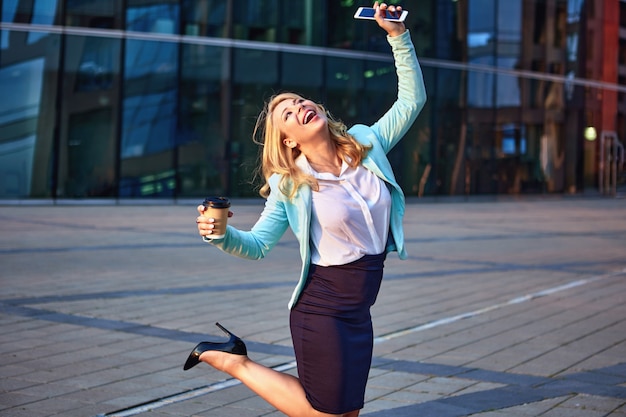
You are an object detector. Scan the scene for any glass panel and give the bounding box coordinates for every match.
[56,35,120,198]
[495,56,521,107]
[0,30,61,198]
[74,36,118,92]
[496,0,521,40]
[499,123,526,155]
[279,0,306,44]
[0,58,44,197]
[468,0,523,107]
[0,133,37,197]
[181,0,320,43]
[466,120,498,194]
[233,48,278,84]
[538,78,566,192]
[361,59,396,126]
[1,0,59,24]
[127,0,179,34]
[364,58,418,193]
[233,0,278,41]
[281,52,323,99]
[182,0,227,37]
[231,48,279,196]
[31,0,58,25]
[566,0,583,89]
[554,0,567,48]
[1,0,19,22]
[467,0,495,108]
[0,0,58,24]
[178,43,228,197]
[468,0,495,48]
[521,122,545,193]
[495,0,521,107]
[65,109,117,196]
[325,56,364,126]
[65,0,123,29]
[327,1,361,49]
[430,65,461,196]
[467,56,495,108]
[120,39,179,197]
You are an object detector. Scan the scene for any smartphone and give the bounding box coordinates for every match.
[353,7,408,22]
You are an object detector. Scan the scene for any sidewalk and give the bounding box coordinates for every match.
[1,197,625,417]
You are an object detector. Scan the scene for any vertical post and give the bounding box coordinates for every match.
[51,0,66,200]
[114,0,128,201]
[599,132,605,193]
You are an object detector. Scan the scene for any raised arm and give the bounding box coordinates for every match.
[371,29,427,153]
[357,2,425,153]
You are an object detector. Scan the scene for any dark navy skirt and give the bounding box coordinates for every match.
[289,253,385,414]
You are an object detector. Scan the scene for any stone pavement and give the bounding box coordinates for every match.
[0,196,625,417]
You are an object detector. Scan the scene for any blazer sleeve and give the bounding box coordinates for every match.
[205,176,289,260]
[370,30,427,154]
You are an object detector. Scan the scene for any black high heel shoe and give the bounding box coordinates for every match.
[183,322,247,370]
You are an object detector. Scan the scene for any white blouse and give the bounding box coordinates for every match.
[295,154,392,266]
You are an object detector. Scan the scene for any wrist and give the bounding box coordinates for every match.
[387,28,406,37]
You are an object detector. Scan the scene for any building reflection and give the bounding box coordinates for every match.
[0,0,624,199]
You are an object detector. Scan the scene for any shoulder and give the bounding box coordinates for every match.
[349,124,383,149]
[267,173,301,203]
[268,173,281,188]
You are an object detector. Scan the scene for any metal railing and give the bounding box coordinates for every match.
[599,131,625,196]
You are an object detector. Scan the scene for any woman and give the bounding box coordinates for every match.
[186,3,426,416]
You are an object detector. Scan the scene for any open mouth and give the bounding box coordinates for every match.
[303,110,316,124]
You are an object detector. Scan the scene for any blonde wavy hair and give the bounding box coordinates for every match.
[253,93,372,199]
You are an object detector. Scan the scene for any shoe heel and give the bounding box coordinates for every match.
[182,322,247,371]
[216,322,235,337]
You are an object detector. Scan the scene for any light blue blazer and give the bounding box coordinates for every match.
[208,30,427,309]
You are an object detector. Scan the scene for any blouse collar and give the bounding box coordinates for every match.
[295,153,351,179]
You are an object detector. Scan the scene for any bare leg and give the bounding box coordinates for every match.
[199,350,360,417]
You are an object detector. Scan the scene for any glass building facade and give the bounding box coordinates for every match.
[1,0,624,200]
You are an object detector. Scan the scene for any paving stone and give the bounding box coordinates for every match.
[1,198,625,416]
